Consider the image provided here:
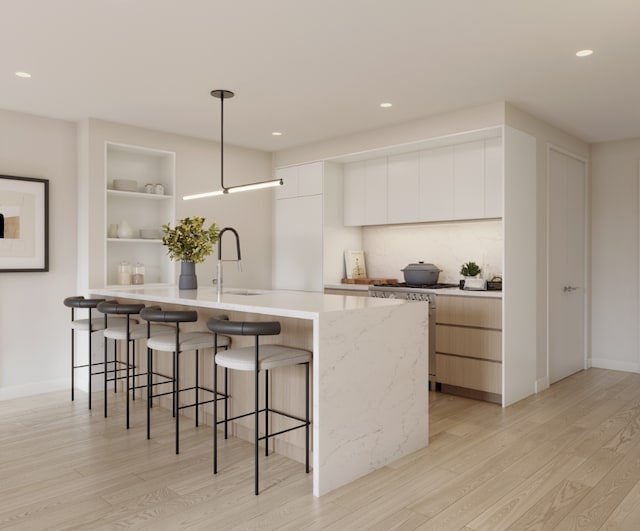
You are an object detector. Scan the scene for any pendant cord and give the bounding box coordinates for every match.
[220,93,225,191]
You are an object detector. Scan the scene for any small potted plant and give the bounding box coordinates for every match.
[459,261,481,289]
[162,216,219,289]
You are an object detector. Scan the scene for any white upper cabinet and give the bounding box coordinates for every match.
[453,140,485,220]
[342,130,503,226]
[364,157,388,225]
[387,152,420,224]
[343,157,388,226]
[275,161,323,199]
[343,161,366,226]
[419,146,454,221]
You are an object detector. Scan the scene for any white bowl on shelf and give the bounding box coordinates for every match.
[113,179,138,192]
[139,228,162,239]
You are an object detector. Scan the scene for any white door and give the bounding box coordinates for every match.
[548,148,587,384]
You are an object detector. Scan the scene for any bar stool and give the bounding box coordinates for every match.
[207,316,311,495]
[96,301,171,427]
[140,307,230,454]
[64,296,121,410]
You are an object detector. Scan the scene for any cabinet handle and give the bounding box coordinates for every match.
[563,286,579,292]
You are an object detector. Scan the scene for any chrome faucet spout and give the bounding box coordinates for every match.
[217,227,241,296]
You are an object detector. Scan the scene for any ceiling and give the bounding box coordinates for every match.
[2,0,639,152]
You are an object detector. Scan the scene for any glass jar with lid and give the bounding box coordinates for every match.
[118,261,132,285]
[132,262,145,285]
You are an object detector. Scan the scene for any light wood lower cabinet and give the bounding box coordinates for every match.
[436,295,502,402]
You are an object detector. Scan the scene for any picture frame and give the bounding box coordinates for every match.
[345,250,367,279]
[0,174,49,272]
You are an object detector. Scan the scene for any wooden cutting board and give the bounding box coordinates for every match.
[341,278,397,285]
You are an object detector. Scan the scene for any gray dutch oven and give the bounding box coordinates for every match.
[401,262,441,284]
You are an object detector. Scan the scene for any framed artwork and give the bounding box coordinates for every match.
[0,175,49,272]
[345,250,367,279]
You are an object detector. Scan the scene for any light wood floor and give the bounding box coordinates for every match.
[3,368,640,530]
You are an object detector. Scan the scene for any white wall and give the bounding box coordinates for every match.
[591,138,640,371]
[79,119,274,291]
[0,109,77,399]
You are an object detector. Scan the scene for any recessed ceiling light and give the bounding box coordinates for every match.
[576,49,593,57]
[15,71,31,78]
[271,131,282,136]
[380,102,393,108]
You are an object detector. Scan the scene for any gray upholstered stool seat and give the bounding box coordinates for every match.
[207,316,311,495]
[140,307,231,454]
[147,331,227,352]
[70,316,126,332]
[215,344,310,371]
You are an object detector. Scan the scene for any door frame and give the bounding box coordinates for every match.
[545,144,590,386]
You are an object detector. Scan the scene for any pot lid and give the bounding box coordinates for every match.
[401,261,441,272]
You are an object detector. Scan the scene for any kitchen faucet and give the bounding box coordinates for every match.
[216,227,241,296]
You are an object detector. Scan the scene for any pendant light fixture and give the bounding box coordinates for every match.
[183,90,283,200]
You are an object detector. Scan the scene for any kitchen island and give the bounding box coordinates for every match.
[92,286,429,497]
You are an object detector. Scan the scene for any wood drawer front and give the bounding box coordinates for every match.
[436,295,502,329]
[436,325,502,361]
[436,354,501,394]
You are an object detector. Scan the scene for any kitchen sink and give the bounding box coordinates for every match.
[224,289,262,296]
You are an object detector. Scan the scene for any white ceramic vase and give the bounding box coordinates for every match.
[117,219,133,239]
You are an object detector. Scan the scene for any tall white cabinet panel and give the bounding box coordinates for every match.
[387,152,420,224]
[273,161,361,291]
[453,141,485,220]
[105,143,175,286]
[273,195,323,292]
[419,146,454,221]
[484,137,503,218]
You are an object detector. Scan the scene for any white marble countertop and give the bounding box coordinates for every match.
[92,285,409,320]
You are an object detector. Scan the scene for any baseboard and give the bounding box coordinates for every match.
[590,358,640,373]
[535,376,550,393]
[0,378,69,401]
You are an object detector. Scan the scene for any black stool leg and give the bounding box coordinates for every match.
[213,357,218,474]
[254,339,259,496]
[265,369,269,457]
[175,349,179,454]
[126,317,131,429]
[224,367,228,439]
[88,308,93,410]
[104,335,108,418]
[132,338,136,401]
[195,349,199,427]
[147,346,152,440]
[306,362,310,474]
[71,311,75,402]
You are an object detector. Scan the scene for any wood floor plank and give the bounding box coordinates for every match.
[4,368,640,529]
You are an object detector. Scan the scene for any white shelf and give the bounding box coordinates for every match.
[107,238,163,244]
[107,189,173,200]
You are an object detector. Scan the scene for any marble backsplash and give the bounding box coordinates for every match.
[361,219,503,284]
